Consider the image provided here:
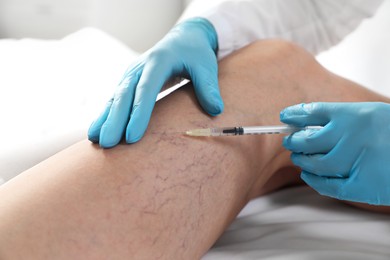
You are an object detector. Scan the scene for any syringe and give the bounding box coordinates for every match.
[185,124,322,137]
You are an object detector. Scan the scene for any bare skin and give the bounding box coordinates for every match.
[0,40,388,260]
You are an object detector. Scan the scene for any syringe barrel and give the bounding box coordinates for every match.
[242,125,302,135]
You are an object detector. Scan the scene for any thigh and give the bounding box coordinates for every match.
[0,41,289,260]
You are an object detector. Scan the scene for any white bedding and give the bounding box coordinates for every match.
[1,1,390,258]
[204,186,390,259]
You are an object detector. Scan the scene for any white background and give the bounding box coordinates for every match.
[0,0,189,52]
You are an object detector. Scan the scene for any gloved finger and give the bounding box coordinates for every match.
[290,153,349,177]
[188,52,223,116]
[280,102,334,127]
[119,59,145,84]
[283,122,340,154]
[99,74,140,148]
[88,97,114,143]
[125,61,171,143]
[301,171,346,200]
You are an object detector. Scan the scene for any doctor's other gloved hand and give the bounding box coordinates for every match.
[88,17,223,148]
[280,102,390,206]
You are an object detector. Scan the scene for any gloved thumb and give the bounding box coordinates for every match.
[280,102,332,127]
[189,59,224,116]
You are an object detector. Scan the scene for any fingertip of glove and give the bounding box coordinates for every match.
[99,126,122,149]
[125,123,144,144]
[300,171,321,186]
[280,103,308,118]
[125,110,147,143]
[88,135,99,144]
[87,127,100,143]
[126,132,143,144]
[282,136,291,150]
[88,118,105,140]
[207,100,224,116]
[208,110,222,117]
[99,140,118,149]
[280,109,295,123]
[280,108,286,119]
[300,171,311,183]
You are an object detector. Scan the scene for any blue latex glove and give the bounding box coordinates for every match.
[88,18,223,148]
[280,102,390,205]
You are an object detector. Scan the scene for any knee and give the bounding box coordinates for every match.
[217,39,325,102]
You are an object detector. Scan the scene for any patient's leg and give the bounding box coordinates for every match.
[0,40,388,259]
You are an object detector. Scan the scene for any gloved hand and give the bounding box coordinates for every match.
[88,17,224,148]
[280,102,390,205]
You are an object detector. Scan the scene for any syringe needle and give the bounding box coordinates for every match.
[186,128,213,137]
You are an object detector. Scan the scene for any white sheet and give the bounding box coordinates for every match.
[1,1,390,257]
[204,186,390,259]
